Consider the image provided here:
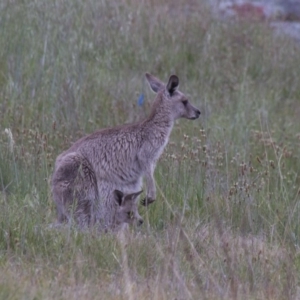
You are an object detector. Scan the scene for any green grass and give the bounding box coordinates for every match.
[0,0,300,298]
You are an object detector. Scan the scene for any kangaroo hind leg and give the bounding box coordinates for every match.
[51,153,98,228]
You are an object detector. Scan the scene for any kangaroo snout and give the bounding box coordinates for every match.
[192,109,201,119]
[188,106,201,120]
[137,218,144,226]
[189,109,201,120]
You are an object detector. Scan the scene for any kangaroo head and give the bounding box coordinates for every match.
[145,73,201,121]
[113,190,144,227]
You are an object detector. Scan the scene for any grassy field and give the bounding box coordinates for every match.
[0,0,300,299]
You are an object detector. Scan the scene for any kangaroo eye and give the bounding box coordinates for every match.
[182,100,188,105]
[127,212,133,219]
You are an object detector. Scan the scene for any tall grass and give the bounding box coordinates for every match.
[0,0,300,299]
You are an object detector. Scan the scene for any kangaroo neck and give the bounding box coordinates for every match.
[147,109,173,128]
[145,96,174,131]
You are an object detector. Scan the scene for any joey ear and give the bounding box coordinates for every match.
[145,73,164,93]
[166,75,179,96]
[114,190,124,206]
[124,190,143,203]
[132,190,143,200]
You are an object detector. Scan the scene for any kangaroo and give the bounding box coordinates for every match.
[51,73,200,226]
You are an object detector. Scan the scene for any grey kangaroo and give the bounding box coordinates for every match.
[51,73,200,228]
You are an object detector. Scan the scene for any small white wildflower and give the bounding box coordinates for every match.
[4,128,15,153]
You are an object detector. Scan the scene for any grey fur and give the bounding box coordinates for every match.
[51,73,200,228]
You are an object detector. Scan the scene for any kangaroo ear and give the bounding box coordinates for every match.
[145,73,164,93]
[166,75,179,96]
[114,190,124,206]
[132,190,143,200]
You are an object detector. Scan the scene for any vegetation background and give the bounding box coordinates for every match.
[0,0,299,299]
